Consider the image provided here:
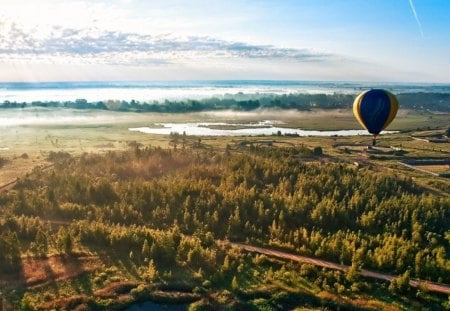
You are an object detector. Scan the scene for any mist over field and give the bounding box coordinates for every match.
[1,81,449,117]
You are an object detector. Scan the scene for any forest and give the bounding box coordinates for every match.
[1,143,449,310]
[1,92,450,113]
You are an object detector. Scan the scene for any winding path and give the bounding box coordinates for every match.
[228,242,450,296]
[0,179,17,192]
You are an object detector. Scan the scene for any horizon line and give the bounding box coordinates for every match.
[1,79,449,85]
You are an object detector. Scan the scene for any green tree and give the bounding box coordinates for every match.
[0,231,21,272]
[389,270,410,294]
[62,231,73,254]
[347,249,363,283]
[142,239,151,260]
[145,259,158,281]
[169,132,180,150]
[313,146,323,156]
[57,228,73,254]
[222,255,230,272]
[35,229,48,257]
[397,270,411,293]
[346,261,360,283]
[231,276,239,291]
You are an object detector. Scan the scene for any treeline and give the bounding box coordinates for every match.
[1,92,449,112]
[1,145,449,286]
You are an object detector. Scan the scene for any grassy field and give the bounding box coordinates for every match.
[1,109,449,194]
[414,164,450,174]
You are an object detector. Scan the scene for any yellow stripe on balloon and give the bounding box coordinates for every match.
[352,90,368,131]
[383,91,399,131]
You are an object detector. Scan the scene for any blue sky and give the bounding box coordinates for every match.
[0,0,449,82]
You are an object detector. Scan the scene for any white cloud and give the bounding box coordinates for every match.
[2,0,441,82]
[0,19,332,66]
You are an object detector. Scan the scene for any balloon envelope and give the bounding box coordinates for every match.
[353,89,398,135]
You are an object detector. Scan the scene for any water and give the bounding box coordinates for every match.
[125,301,189,311]
[129,122,395,137]
[1,80,449,103]
[0,107,398,137]
[0,107,395,136]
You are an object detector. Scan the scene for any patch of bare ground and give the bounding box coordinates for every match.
[0,254,102,287]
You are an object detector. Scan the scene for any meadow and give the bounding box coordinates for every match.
[1,108,448,179]
[0,107,449,310]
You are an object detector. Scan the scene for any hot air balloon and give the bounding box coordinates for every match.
[353,89,398,146]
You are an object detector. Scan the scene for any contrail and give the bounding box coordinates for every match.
[408,0,424,37]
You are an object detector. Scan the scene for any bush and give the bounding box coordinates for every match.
[130,284,150,300]
[313,146,323,156]
[389,270,411,294]
[0,156,8,168]
[47,151,71,162]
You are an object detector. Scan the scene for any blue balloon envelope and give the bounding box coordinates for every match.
[353,89,398,145]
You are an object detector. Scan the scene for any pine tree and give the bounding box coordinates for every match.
[142,239,150,259]
[346,250,363,283]
[231,276,239,291]
[35,229,48,257]
[222,255,230,272]
[62,231,73,254]
[146,259,158,281]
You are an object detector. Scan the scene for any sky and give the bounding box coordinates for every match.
[0,0,449,83]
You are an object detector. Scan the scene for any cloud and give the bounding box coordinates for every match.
[0,20,332,66]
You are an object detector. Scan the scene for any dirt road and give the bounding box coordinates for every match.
[0,179,17,192]
[229,242,450,296]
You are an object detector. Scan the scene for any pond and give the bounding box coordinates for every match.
[125,301,189,311]
[128,121,385,137]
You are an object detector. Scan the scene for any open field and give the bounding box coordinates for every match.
[1,108,448,185]
[414,164,450,174]
[0,107,447,196]
[0,254,102,288]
